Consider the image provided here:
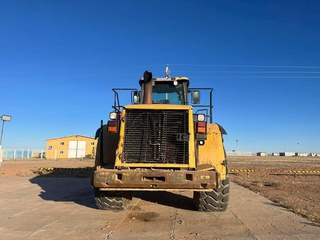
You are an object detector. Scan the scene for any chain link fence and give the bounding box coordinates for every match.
[1,149,45,160]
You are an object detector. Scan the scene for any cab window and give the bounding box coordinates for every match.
[152,82,184,104]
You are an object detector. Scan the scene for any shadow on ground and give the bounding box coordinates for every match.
[134,191,196,211]
[29,169,197,211]
[30,174,97,209]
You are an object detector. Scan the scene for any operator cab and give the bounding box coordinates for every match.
[138,77,190,105]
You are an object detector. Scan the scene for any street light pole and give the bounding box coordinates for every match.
[236,139,238,154]
[0,120,5,145]
[0,115,12,166]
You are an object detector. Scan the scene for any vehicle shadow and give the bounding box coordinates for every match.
[29,169,197,211]
[133,191,196,211]
[29,170,97,209]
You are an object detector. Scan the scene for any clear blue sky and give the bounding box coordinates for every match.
[1,0,319,154]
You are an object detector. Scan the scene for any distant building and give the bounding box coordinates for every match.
[279,152,295,157]
[272,152,280,156]
[46,135,97,159]
[226,151,253,156]
[257,152,266,156]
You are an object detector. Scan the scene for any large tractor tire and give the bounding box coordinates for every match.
[94,188,132,210]
[193,177,230,212]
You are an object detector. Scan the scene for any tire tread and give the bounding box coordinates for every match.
[194,177,230,212]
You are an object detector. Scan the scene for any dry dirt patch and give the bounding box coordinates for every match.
[228,156,320,223]
[0,158,94,177]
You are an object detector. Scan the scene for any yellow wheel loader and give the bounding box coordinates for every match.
[92,68,228,211]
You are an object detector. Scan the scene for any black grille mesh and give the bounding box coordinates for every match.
[122,109,189,164]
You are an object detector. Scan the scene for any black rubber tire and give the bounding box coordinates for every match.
[193,177,230,212]
[94,188,132,210]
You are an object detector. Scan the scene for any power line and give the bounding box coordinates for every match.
[1,63,320,87]
[174,71,320,74]
[186,76,320,79]
[171,64,320,69]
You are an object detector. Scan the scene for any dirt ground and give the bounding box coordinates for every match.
[0,158,95,178]
[1,156,319,224]
[228,156,320,223]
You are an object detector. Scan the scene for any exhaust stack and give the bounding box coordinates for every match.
[143,71,153,104]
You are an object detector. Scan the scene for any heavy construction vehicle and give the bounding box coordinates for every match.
[92,67,229,211]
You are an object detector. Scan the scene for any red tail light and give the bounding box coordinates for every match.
[107,121,118,133]
[196,121,206,133]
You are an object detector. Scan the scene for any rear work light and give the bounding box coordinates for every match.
[109,112,117,120]
[107,121,118,133]
[197,114,205,122]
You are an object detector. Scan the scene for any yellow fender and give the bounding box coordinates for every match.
[197,123,227,180]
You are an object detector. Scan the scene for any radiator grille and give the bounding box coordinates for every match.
[122,109,189,164]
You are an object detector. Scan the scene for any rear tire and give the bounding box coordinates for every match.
[94,188,132,210]
[194,177,230,212]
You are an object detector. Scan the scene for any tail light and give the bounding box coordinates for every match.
[196,121,207,133]
[107,120,118,133]
[194,114,207,143]
[107,111,121,133]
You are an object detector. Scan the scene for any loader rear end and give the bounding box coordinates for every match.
[92,69,229,211]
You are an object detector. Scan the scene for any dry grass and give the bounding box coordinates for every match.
[229,156,320,223]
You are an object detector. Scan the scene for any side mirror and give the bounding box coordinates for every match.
[192,90,200,104]
[132,91,140,104]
